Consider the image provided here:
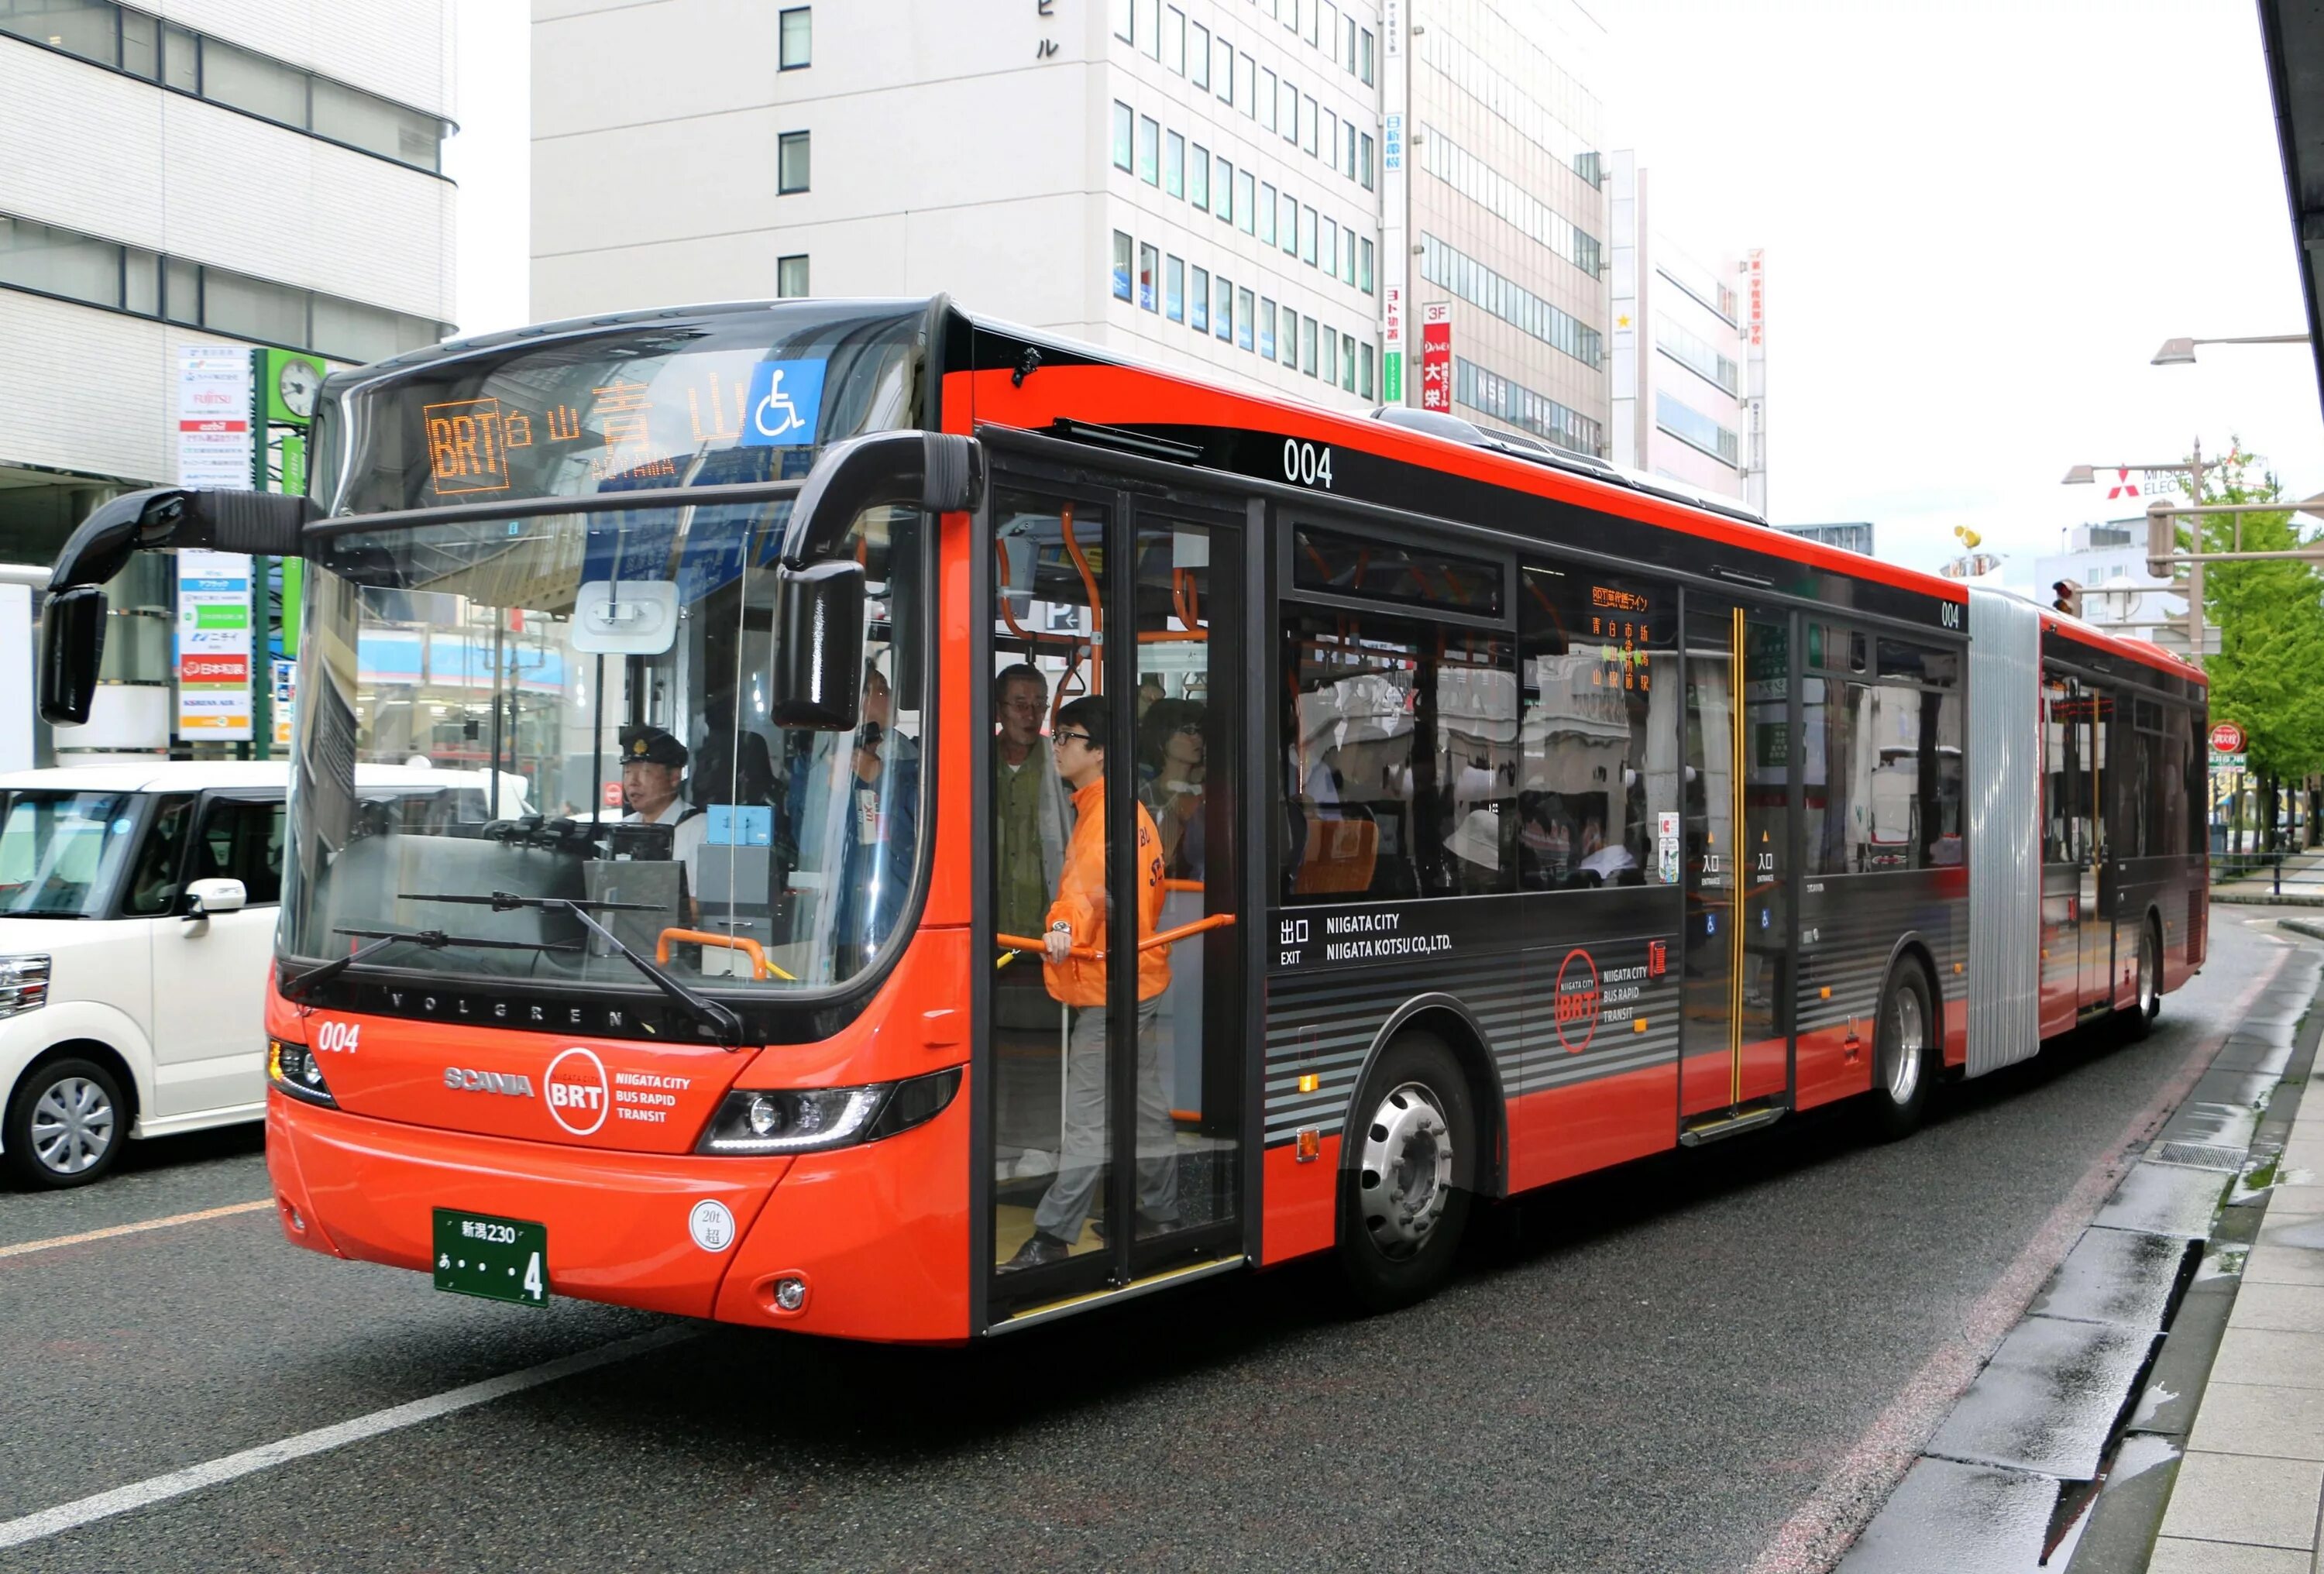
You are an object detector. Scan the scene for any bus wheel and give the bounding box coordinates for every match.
[1867,964,1934,1143]
[4,1055,126,1189]
[2126,920,2161,1043]
[1339,1032,1477,1313]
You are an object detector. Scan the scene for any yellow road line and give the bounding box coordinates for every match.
[0,1199,273,1261]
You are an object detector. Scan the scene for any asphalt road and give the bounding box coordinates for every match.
[0,916,2302,1574]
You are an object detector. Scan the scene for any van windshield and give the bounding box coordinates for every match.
[0,792,142,918]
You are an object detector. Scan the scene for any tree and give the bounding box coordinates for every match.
[2194,443,2324,847]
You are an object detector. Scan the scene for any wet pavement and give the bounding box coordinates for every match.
[1840,932,2324,1574]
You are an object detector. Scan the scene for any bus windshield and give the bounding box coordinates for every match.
[280,500,927,996]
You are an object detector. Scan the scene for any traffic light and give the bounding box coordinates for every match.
[2051,579,2082,617]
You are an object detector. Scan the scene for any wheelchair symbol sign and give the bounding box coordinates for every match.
[740,359,827,447]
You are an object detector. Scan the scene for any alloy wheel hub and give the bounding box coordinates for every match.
[1357,1081,1453,1257]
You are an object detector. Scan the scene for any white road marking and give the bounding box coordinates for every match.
[0,1199,274,1261]
[0,1325,693,1551]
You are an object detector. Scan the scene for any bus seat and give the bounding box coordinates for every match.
[1291,815,1378,895]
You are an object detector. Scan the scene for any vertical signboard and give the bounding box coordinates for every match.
[177,346,254,488]
[262,349,325,496]
[1419,302,1452,413]
[177,550,253,739]
[272,659,297,750]
[1382,286,1404,404]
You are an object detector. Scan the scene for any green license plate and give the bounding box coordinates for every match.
[432,1208,548,1308]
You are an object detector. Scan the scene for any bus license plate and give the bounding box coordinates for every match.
[431,1208,548,1308]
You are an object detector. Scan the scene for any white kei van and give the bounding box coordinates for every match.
[0,760,529,1187]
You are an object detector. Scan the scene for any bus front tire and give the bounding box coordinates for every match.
[1337,1032,1477,1313]
[2124,919,2161,1043]
[1867,964,1934,1143]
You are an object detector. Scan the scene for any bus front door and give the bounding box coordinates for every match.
[982,476,1246,1318]
[1679,598,1796,1132]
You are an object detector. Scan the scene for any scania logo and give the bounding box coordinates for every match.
[443,1067,536,1098]
[544,1047,610,1136]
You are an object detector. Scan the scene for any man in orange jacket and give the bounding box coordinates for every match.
[1003,696,1181,1270]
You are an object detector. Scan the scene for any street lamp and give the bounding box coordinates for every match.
[2150,333,2308,366]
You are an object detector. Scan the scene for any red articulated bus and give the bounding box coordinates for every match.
[39,297,2207,1338]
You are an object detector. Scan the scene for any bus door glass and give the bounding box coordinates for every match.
[984,483,1245,1306]
[2040,668,2082,1036]
[1679,598,1793,1120]
[2078,683,2113,1012]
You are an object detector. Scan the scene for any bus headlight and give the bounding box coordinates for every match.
[697,1067,961,1155]
[0,954,50,1019]
[267,1037,337,1108]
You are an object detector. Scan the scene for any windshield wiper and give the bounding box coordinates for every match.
[397,891,744,1046]
[282,926,583,1000]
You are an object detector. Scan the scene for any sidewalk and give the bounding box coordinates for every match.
[2212,847,2324,906]
[2144,954,2324,1571]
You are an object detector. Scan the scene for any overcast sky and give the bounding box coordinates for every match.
[441,0,2321,587]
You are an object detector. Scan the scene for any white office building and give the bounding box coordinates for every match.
[0,0,455,756]
[1607,152,1764,510]
[534,0,1387,409]
[2034,521,2192,653]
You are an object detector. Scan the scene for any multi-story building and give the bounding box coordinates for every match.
[533,0,1387,411]
[2033,521,2191,652]
[0,0,454,754]
[1385,0,1609,455]
[1606,152,1764,510]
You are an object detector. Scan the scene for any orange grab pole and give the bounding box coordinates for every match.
[993,912,1236,965]
[655,927,796,981]
[1060,504,1103,695]
[993,539,1077,648]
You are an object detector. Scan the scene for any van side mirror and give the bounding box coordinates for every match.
[183,877,247,921]
[40,586,107,727]
[768,560,865,730]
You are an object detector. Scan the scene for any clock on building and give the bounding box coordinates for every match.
[277,356,321,418]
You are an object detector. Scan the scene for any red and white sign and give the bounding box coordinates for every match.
[1419,302,1452,413]
[2106,468,2141,500]
[2210,720,2247,754]
[1746,250,1765,349]
[544,1046,610,1136]
[178,654,249,685]
[603,780,625,809]
[1383,285,1404,353]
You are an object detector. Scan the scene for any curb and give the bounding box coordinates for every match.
[2064,942,2324,1569]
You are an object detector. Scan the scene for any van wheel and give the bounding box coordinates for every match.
[1867,965,1934,1143]
[1339,1032,1477,1313]
[2125,920,2161,1042]
[4,1056,126,1189]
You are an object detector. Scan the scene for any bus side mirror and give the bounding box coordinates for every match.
[40,586,107,727]
[769,559,866,729]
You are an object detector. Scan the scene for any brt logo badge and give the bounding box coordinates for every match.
[544,1046,610,1136]
[738,359,826,447]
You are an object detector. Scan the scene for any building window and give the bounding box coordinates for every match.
[1259,297,1277,359]
[1360,132,1374,190]
[1260,182,1277,245]
[779,131,811,193]
[1237,286,1254,350]
[1321,325,1336,387]
[1190,22,1209,88]
[1280,78,1298,142]
[1113,0,1133,43]
[1215,276,1234,342]
[1361,342,1373,399]
[1340,225,1356,286]
[1280,191,1298,255]
[1111,231,1133,301]
[1139,242,1159,311]
[1300,205,1317,266]
[1322,1,1337,60]
[1453,356,1606,456]
[1360,235,1374,293]
[1166,255,1184,321]
[1164,6,1184,71]
[1322,108,1336,167]
[1301,314,1318,376]
[1341,332,1356,392]
[779,7,811,68]
[1655,314,1741,395]
[1263,68,1278,132]
[1654,392,1741,466]
[1319,216,1336,277]
[1111,103,1133,172]
[777,254,810,297]
[1215,155,1233,222]
[1138,115,1160,184]
[1345,14,1358,72]
[1302,95,1318,156]
[1236,170,1256,234]
[1215,36,1233,101]
[1420,234,1604,369]
[1239,53,1256,116]
[1190,266,1210,332]
[1165,131,1185,198]
[1139,0,1160,58]
[1360,27,1374,84]
[1418,123,1603,281]
[1190,143,1210,209]
[0,210,446,360]
[0,2,447,173]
